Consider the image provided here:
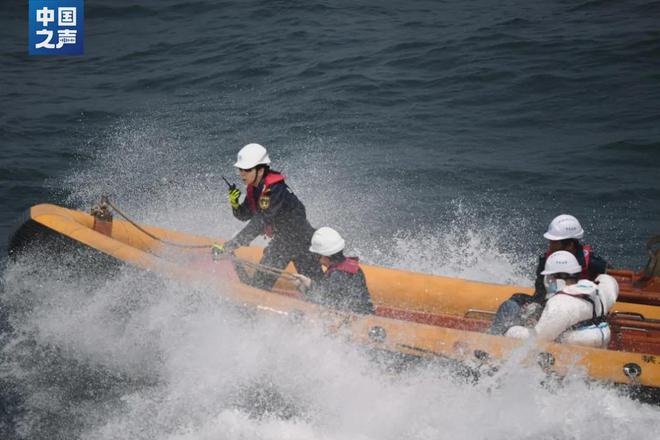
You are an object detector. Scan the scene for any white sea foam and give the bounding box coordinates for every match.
[3,256,660,440]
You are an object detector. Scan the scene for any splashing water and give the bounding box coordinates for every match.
[2,253,660,440]
[3,118,660,439]
[57,116,536,284]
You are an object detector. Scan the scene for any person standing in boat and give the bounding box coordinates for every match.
[488,214,608,335]
[220,143,323,290]
[293,227,374,315]
[505,250,619,348]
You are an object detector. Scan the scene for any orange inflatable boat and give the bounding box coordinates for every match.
[8,202,660,396]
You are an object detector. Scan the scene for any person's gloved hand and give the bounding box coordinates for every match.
[292,274,312,293]
[520,302,543,326]
[211,241,238,260]
[211,243,225,260]
[228,187,241,210]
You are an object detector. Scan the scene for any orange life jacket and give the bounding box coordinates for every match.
[326,257,360,275]
[245,172,286,237]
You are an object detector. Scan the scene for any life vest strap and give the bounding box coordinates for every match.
[581,244,592,279]
[556,290,606,330]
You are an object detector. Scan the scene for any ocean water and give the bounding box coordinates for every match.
[2,0,660,438]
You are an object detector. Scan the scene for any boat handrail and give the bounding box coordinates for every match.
[610,311,647,321]
[618,326,651,333]
[465,309,496,319]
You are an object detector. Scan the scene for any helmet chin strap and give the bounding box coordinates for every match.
[256,168,266,186]
[249,168,265,186]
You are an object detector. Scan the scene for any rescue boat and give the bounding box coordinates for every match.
[7,202,660,397]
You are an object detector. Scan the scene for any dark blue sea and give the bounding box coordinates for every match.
[2,1,660,439]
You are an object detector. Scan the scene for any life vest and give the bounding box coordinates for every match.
[560,322,611,348]
[326,257,360,275]
[555,280,606,330]
[554,278,620,348]
[545,244,592,280]
[245,172,286,237]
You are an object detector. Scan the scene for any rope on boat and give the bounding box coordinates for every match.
[99,196,300,283]
[106,197,210,249]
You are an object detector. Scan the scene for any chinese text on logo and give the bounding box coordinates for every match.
[29,0,84,55]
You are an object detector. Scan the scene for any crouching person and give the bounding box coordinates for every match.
[293,227,374,315]
[505,251,619,348]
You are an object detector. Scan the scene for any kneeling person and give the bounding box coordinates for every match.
[294,227,374,315]
[223,143,323,290]
[505,251,619,348]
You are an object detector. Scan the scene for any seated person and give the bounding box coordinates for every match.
[489,214,608,335]
[505,250,619,348]
[293,227,374,315]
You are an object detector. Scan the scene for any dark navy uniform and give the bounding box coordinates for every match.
[307,257,374,314]
[229,171,323,290]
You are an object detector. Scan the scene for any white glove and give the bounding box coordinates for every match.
[505,326,532,339]
[292,274,312,291]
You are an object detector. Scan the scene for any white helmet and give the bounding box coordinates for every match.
[543,214,584,241]
[541,250,582,275]
[309,227,346,256]
[233,143,271,169]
